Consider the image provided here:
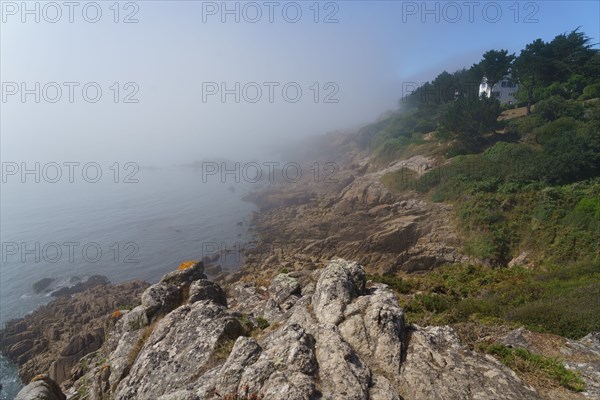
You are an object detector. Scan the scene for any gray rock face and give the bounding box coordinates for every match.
[268,273,301,305]
[188,279,228,307]
[398,325,540,400]
[160,261,206,286]
[48,330,103,383]
[315,323,371,399]
[15,375,66,400]
[338,284,405,374]
[140,261,208,320]
[114,300,243,399]
[63,258,543,400]
[498,328,600,399]
[140,282,182,319]
[312,258,366,325]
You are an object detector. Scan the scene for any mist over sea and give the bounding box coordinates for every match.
[0,164,258,398]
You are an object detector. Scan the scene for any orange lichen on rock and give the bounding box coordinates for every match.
[111,310,123,319]
[178,260,198,271]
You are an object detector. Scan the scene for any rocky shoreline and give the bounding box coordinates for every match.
[6,260,541,399]
[0,279,148,386]
[4,145,600,399]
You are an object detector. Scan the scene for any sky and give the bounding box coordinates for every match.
[1,0,599,165]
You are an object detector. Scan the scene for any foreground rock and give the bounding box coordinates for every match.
[14,374,65,400]
[0,279,148,384]
[399,325,539,399]
[52,259,540,400]
[497,328,600,399]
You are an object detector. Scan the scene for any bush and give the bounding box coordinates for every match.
[439,96,502,151]
[534,96,584,121]
[255,317,270,330]
[579,82,600,100]
[479,343,586,391]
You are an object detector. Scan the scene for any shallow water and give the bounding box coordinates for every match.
[0,165,259,395]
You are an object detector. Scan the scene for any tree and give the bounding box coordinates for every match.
[513,30,599,114]
[544,29,597,81]
[513,39,548,115]
[478,50,516,91]
[440,96,501,151]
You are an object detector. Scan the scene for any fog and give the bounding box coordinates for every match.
[1,1,599,166]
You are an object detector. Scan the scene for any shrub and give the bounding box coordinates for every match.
[255,317,270,330]
[534,96,584,121]
[479,343,586,392]
[579,82,600,100]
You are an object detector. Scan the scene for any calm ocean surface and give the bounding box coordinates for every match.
[0,165,258,398]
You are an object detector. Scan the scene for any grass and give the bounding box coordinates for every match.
[125,319,159,375]
[478,343,586,392]
[255,317,270,331]
[369,261,600,339]
[213,338,236,361]
[237,315,270,337]
[381,168,419,192]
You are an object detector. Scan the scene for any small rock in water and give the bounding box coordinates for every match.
[32,278,55,294]
[51,275,110,297]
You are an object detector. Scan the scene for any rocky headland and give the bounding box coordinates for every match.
[5,141,600,399]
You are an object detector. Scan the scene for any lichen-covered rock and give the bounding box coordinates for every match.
[212,336,262,395]
[15,374,66,400]
[114,300,243,399]
[268,273,301,306]
[140,282,182,319]
[398,325,540,400]
[315,323,371,400]
[61,258,545,400]
[237,323,318,400]
[338,284,405,374]
[160,261,206,286]
[188,279,227,307]
[312,258,365,325]
[368,375,401,400]
[119,306,149,332]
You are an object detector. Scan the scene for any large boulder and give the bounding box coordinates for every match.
[15,374,66,400]
[398,325,540,399]
[114,300,244,399]
[188,279,228,307]
[140,282,183,319]
[160,261,206,286]
[312,258,366,325]
[63,258,543,400]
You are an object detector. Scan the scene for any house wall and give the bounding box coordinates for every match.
[478,78,519,105]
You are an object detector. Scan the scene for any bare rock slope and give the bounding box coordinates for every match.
[15,259,543,400]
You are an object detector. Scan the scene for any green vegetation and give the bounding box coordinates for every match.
[384,99,599,264]
[370,261,600,339]
[362,29,599,385]
[237,315,270,337]
[360,29,599,160]
[478,343,586,391]
[255,317,270,330]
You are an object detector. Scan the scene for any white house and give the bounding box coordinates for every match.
[479,76,519,105]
